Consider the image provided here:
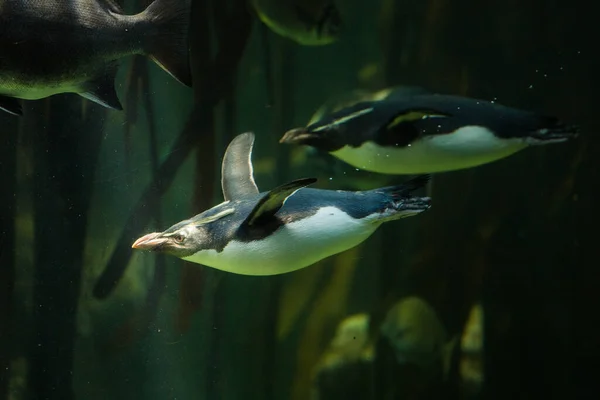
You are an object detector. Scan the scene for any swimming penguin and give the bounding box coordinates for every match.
[131,132,431,276]
[280,88,581,175]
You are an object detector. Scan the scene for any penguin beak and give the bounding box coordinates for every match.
[279,128,314,144]
[131,232,169,250]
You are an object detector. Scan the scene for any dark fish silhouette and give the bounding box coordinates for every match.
[0,0,192,116]
[251,0,342,45]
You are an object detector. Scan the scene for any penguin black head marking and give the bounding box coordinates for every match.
[133,132,272,253]
[280,127,344,152]
[132,206,238,257]
[280,101,449,151]
[280,104,379,151]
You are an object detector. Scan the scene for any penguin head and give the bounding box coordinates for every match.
[281,102,381,152]
[130,224,198,259]
[280,126,345,152]
[131,207,236,258]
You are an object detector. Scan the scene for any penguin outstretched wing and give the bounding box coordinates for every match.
[221,132,260,201]
[243,178,317,227]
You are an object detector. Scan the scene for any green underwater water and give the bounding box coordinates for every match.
[1,0,598,400]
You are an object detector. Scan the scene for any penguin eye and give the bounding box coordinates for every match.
[172,234,185,243]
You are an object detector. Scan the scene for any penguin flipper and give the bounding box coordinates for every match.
[243,178,317,227]
[385,109,450,130]
[380,108,452,146]
[221,132,260,201]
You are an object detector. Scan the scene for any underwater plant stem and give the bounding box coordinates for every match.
[92,0,254,299]
[196,1,232,397]
[142,60,168,321]
[27,97,106,400]
[92,109,207,299]
[258,36,295,400]
[104,52,169,346]
[0,115,18,400]
[270,37,294,184]
[259,23,275,108]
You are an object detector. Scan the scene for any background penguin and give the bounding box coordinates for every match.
[280,87,581,175]
[131,132,431,276]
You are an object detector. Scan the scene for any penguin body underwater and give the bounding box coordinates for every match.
[132,132,431,276]
[280,87,581,175]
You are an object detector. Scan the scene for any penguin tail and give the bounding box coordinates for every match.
[141,0,192,87]
[384,174,432,200]
[375,175,432,221]
[526,118,580,145]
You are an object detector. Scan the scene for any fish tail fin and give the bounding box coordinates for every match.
[142,0,192,87]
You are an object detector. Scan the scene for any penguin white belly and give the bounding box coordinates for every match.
[331,126,528,174]
[182,206,379,275]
